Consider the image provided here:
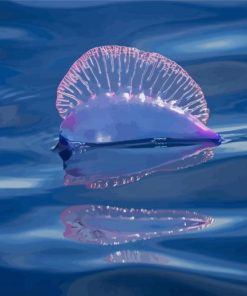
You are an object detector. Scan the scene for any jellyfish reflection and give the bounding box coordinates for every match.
[61,205,213,245]
[60,141,215,189]
[106,250,169,265]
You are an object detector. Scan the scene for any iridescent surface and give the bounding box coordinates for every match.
[1,1,247,296]
[60,92,220,144]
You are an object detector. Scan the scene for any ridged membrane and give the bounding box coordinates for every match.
[56,45,208,124]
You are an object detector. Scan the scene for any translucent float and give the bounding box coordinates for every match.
[56,45,221,146]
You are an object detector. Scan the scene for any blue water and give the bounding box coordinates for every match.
[1,1,247,295]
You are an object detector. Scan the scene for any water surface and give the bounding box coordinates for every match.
[0,1,247,295]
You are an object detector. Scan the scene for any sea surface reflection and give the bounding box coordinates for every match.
[60,142,215,189]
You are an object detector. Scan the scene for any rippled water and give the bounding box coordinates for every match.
[1,1,247,295]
